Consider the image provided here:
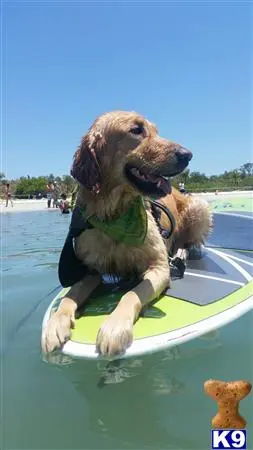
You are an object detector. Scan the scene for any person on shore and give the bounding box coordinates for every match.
[4,183,14,207]
[46,182,54,208]
[52,182,60,208]
[58,193,70,214]
[178,182,185,193]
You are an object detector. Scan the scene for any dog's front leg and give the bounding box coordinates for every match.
[41,273,102,353]
[96,265,170,356]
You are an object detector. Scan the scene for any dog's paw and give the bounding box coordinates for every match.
[41,312,75,353]
[96,312,133,357]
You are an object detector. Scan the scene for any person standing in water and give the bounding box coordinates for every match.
[58,193,70,214]
[4,183,14,207]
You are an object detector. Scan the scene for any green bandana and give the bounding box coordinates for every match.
[83,195,148,246]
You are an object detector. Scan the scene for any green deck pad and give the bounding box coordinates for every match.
[208,196,252,213]
[52,280,252,345]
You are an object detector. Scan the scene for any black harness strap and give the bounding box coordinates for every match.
[150,199,176,239]
[150,199,186,278]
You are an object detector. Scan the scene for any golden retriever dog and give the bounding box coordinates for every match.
[41,110,212,357]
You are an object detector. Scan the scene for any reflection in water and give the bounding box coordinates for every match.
[41,332,225,449]
[56,353,189,449]
[41,316,253,450]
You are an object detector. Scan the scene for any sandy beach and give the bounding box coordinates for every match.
[1,190,252,214]
[0,198,61,213]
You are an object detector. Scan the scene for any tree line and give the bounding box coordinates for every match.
[0,162,252,198]
[0,173,76,199]
[173,162,253,192]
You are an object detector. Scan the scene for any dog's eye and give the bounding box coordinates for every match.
[129,124,144,135]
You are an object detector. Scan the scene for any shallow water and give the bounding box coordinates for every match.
[1,210,253,450]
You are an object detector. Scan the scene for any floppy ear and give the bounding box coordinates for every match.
[71,133,102,194]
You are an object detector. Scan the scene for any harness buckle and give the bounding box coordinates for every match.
[169,256,186,278]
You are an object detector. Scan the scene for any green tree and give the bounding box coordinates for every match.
[61,175,75,194]
[240,163,253,177]
[189,171,207,183]
[55,176,62,184]
[231,170,240,187]
[0,172,6,182]
[15,176,48,198]
[47,173,55,183]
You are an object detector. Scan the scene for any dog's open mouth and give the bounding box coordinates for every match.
[125,164,172,197]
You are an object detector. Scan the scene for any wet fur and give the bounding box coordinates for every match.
[41,111,212,357]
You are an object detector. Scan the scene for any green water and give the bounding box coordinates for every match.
[207,196,253,213]
[1,210,253,450]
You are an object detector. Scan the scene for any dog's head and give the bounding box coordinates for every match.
[71,111,192,198]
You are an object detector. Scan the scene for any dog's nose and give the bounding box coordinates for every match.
[175,147,193,163]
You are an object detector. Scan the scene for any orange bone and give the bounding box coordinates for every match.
[204,379,252,429]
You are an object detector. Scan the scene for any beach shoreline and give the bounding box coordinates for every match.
[0,199,60,214]
[1,190,252,214]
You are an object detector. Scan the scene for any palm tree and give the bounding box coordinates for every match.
[48,173,55,183]
[62,175,75,194]
[240,163,253,177]
[231,170,240,187]
[181,168,190,183]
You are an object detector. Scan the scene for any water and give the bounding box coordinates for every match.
[1,210,253,450]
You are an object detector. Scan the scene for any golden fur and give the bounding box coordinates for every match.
[41,110,212,357]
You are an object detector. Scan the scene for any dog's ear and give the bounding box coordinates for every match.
[71,132,103,194]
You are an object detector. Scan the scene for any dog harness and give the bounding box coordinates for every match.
[58,196,179,287]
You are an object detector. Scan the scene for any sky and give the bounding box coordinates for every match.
[2,1,252,180]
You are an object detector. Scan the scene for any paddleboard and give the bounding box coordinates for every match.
[42,246,252,360]
[42,194,253,360]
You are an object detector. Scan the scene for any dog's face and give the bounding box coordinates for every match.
[71,111,192,198]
